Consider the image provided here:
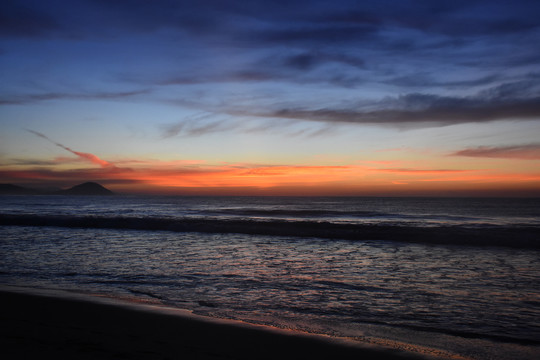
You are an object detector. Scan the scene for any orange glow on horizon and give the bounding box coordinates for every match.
[2,156,540,196]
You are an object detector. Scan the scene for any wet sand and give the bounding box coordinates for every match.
[0,287,436,360]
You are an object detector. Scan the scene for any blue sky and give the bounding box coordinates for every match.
[1,0,540,195]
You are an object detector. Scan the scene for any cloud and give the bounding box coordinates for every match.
[234,98,540,127]
[15,130,366,187]
[0,158,364,191]
[38,0,533,41]
[374,168,467,174]
[4,159,59,166]
[1,89,150,105]
[223,80,540,127]
[479,78,540,100]
[279,51,365,72]
[386,74,500,89]
[156,77,540,134]
[160,113,232,138]
[148,67,364,90]
[160,113,337,138]
[26,129,115,168]
[0,2,60,38]
[3,1,540,138]
[6,1,540,47]
[154,71,277,86]
[451,144,540,160]
[318,1,540,38]
[283,53,321,71]
[90,0,226,34]
[163,120,228,138]
[4,150,539,195]
[253,24,378,45]
[135,50,365,90]
[4,2,537,92]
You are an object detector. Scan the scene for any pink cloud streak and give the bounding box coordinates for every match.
[451,144,540,160]
[27,129,115,168]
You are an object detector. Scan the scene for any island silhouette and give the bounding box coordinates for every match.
[0,182,114,196]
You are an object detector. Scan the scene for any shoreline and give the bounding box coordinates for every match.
[1,285,446,360]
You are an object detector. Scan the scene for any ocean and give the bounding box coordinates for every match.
[1,195,539,359]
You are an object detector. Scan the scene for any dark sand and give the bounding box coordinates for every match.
[0,287,438,360]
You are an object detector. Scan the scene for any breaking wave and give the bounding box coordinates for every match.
[1,213,538,248]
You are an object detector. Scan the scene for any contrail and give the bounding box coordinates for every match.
[26,129,114,168]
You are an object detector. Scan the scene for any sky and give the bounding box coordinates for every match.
[1,0,540,196]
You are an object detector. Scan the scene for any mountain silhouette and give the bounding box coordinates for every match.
[1,182,114,195]
[55,182,114,196]
[0,184,40,195]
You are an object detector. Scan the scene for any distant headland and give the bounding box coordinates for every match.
[0,182,114,196]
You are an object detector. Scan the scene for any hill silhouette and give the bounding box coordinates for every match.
[55,182,114,196]
[0,182,114,196]
[0,184,40,195]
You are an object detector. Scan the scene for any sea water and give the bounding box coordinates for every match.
[1,195,539,359]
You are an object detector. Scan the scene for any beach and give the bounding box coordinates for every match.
[1,287,435,360]
[1,196,539,360]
